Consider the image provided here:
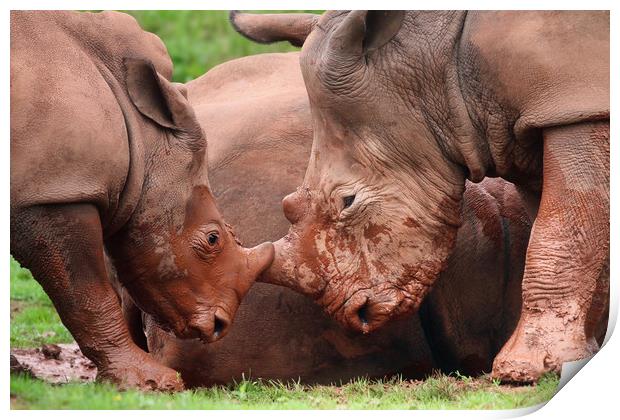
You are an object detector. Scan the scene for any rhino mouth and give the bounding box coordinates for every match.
[146,313,186,338]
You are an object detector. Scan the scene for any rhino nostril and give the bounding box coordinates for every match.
[357,301,369,326]
[213,315,227,338]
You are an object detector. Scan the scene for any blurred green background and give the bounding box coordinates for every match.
[125,10,320,82]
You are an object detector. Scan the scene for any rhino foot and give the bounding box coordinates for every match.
[491,312,598,384]
[97,352,184,392]
[491,353,558,384]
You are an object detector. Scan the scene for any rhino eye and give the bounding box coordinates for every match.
[207,232,219,246]
[190,227,222,261]
[343,195,356,209]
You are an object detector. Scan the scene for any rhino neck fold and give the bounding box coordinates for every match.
[94,60,148,239]
[403,11,491,183]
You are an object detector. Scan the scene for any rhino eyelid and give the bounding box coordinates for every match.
[190,239,216,261]
[190,227,222,261]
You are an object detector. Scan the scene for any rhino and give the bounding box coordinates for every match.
[10,10,273,390]
[121,52,543,386]
[231,11,610,383]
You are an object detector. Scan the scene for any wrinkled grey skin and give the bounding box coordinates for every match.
[232,11,609,383]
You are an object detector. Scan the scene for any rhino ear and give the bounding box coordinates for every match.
[331,10,404,55]
[173,82,189,100]
[363,11,405,52]
[124,57,197,132]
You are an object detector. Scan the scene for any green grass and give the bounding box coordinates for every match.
[9,11,560,409]
[10,258,72,348]
[10,373,559,410]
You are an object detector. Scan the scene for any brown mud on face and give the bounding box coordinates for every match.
[268,183,457,334]
[11,343,96,384]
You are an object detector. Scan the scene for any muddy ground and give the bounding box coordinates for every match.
[11,343,97,384]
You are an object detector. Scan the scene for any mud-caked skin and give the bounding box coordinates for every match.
[231,11,610,383]
[10,11,273,391]
[128,53,540,386]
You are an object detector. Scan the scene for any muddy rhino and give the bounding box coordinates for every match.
[231,11,610,383]
[10,11,273,390]
[125,52,536,386]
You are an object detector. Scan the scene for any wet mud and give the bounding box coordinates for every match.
[11,343,96,384]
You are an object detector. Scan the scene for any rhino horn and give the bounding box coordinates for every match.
[229,11,320,47]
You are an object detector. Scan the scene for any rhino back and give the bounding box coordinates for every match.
[10,11,173,224]
[460,11,609,133]
[189,53,312,243]
[10,11,130,214]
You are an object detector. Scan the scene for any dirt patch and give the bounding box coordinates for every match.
[10,393,25,410]
[11,343,96,384]
[10,301,26,318]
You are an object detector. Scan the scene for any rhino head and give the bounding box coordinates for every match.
[235,11,472,332]
[109,58,274,343]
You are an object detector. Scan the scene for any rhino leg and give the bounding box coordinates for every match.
[492,121,609,383]
[11,203,183,391]
[109,269,148,352]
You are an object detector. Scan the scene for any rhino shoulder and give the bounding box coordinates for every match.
[461,11,609,130]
